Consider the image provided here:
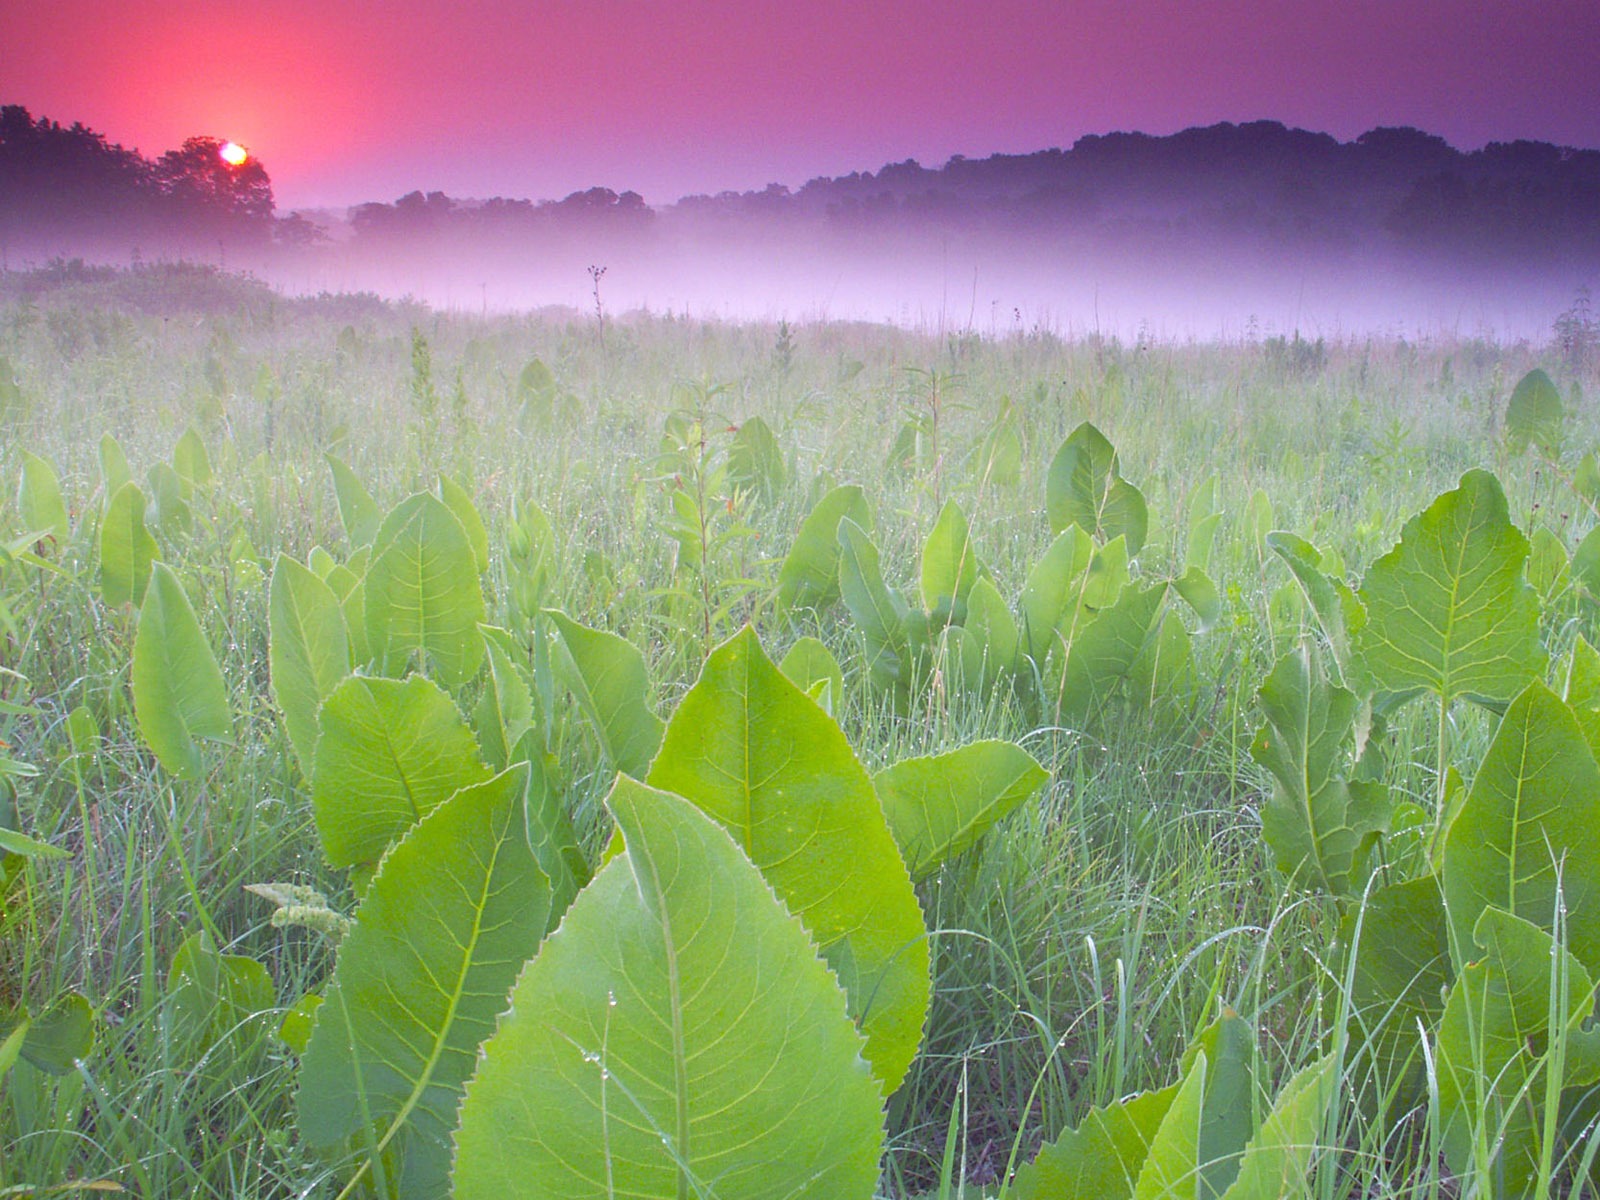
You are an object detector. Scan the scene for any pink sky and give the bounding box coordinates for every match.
[10,0,1600,208]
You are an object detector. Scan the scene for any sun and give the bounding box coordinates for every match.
[219,141,249,167]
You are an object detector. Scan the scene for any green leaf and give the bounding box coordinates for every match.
[1127,612,1195,711]
[776,484,870,612]
[1527,526,1570,602]
[1181,1011,1257,1200]
[1251,645,1391,896]
[1018,525,1094,665]
[516,357,557,421]
[365,493,486,689]
[780,636,845,716]
[437,473,490,576]
[452,776,886,1200]
[1356,470,1543,706]
[1338,876,1450,1102]
[144,461,191,537]
[133,563,232,779]
[873,740,1047,880]
[99,482,159,609]
[98,434,131,500]
[0,1019,27,1084]
[963,575,1019,689]
[1218,1054,1335,1200]
[473,626,536,772]
[1572,524,1600,598]
[5,992,95,1076]
[647,627,930,1094]
[1132,1051,1207,1200]
[298,765,552,1200]
[1173,566,1222,634]
[0,828,67,860]
[519,752,589,919]
[17,451,69,544]
[837,517,914,697]
[1437,907,1600,1196]
[1442,682,1600,971]
[311,675,491,871]
[325,453,383,547]
[167,931,275,1054]
[920,498,982,617]
[1266,532,1365,680]
[1013,1082,1180,1199]
[173,427,213,488]
[1051,582,1169,720]
[728,415,787,503]
[268,555,350,779]
[547,610,663,779]
[1505,367,1564,458]
[279,993,322,1055]
[1046,422,1149,556]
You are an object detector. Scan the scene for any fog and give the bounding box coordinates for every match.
[248,216,1588,344]
[7,117,1595,342]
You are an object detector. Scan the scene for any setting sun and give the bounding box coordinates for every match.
[218,140,248,166]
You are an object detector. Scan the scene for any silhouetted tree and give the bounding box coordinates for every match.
[154,136,274,226]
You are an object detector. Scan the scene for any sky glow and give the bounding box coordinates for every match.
[8,0,1599,207]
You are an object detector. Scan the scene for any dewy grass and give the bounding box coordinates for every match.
[1,262,1598,1197]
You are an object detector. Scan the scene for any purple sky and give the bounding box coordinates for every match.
[10,0,1600,209]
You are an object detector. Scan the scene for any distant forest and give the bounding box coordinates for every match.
[3,104,1597,270]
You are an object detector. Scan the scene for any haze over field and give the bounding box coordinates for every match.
[6,0,1598,336]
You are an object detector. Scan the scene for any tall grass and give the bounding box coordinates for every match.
[0,262,1593,1196]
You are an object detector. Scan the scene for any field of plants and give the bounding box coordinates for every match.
[3,262,1600,1199]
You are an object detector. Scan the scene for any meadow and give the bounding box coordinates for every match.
[2,260,1598,1199]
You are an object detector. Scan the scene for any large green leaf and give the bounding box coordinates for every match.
[837,517,914,697]
[873,741,1047,880]
[1437,907,1600,1197]
[920,498,982,618]
[963,576,1019,687]
[364,492,485,689]
[133,563,233,779]
[437,472,490,575]
[728,415,787,503]
[173,426,213,488]
[1131,1051,1207,1200]
[1018,525,1094,665]
[0,992,96,1076]
[1051,582,1168,720]
[647,627,930,1094]
[1338,876,1451,1101]
[99,481,159,608]
[1219,1054,1335,1200]
[780,635,845,715]
[1266,532,1365,683]
[452,776,886,1200]
[776,484,871,612]
[268,554,350,778]
[1356,470,1543,705]
[1442,682,1600,970]
[298,765,552,1200]
[547,610,663,778]
[325,452,383,547]
[1251,645,1390,896]
[1183,1011,1257,1200]
[473,625,537,772]
[17,451,68,544]
[1013,1082,1180,1199]
[1504,367,1564,458]
[311,675,491,871]
[1046,422,1149,556]
[98,433,132,500]
[167,930,275,1056]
